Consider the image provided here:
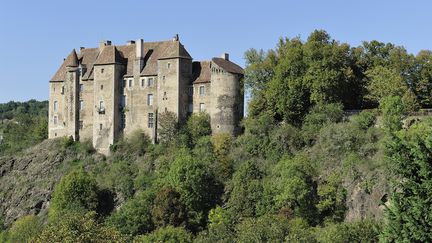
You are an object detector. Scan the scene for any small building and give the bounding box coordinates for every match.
[48,36,244,154]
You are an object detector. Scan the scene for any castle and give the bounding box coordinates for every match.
[48,36,244,154]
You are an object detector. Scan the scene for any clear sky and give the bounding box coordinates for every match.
[0,0,431,102]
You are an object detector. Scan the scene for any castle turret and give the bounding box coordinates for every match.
[64,49,80,140]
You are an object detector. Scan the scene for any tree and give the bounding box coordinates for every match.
[379,96,404,133]
[381,119,432,242]
[49,167,100,220]
[235,215,290,243]
[34,211,126,243]
[186,113,212,145]
[7,215,43,243]
[107,190,155,236]
[226,160,264,219]
[134,226,192,243]
[151,186,187,228]
[158,111,179,144]
[166,150,222,231]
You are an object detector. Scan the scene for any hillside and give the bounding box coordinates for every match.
[2,30,432,242]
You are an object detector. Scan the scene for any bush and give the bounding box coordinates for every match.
[7,215,43,243]
[186,113,211,145]
[134,226,192,243]
[49,167,100,220]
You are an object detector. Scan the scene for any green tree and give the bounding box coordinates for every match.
[49,167,100,219]
[379,96,404,133]
[34,211,126,243]
[107,190,155,236]
[151,186,187,228]
[235,215,290,243]
[7,215,43,243]
[158,111,179,144]
[381,119,432,242]
[134,226,192,243]
[226,160,264,219]
[186,113,212,145]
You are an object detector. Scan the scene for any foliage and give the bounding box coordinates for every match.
[316,220,381,243]
[381,119,432,242]
[186,112,212,145]
[34,211,126,243]
[134,226,192,243]
[7,215,43,243]
[235,215,290,242]
[49,167,100,220]
[158,111,179,144]
[151,186,187,228]
[107,190,155,236]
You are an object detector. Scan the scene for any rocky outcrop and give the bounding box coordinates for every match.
[0,139,99,225]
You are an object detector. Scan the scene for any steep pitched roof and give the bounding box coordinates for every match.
[192,61,211,84]
[65,49,79,67]
[212,57,244,75]
[79,48,99,80]
[50,49,79,81]
[94,46,126,65]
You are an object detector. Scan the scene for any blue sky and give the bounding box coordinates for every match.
[0,0,431,102]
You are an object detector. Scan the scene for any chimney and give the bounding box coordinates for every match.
[221,53,229,61]
[127,40,136,45]
[80,47,85,50]
[136,39,144,59]
[134,39,144,77]
[99,40,111,51]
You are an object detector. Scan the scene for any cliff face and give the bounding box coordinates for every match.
[0,139,100,225]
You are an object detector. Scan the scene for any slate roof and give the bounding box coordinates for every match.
[94,46,126,65]
[212,57,244,75]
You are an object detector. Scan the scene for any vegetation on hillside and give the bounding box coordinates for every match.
[0,100,48,156]
[1,30,432,242]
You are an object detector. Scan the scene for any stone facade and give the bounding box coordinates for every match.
[48,36,244,154]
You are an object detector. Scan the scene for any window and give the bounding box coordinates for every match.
[99,123,103,130]
[188,86,193,96]
[79,121,83,130]
[162,76,166,81]
[79,84,83,92]
[101,85,103,90]
[123,80,127,88]
[99,101,104,109]
[53,116,58,125]
[199,103,206,112]
[148,113,154,128]
[148,77,154,87]
[147,94,153,106]
[53,101,58,111]
[80,100,84,111]
[165,107,168,112]
[167,63,171,69]
[188,103,193,112]
[141,79,145,87]
[61,86,65,94]
[128,79,133,87]
[199,86,205,96]
[101,68,104,73]
[163,92,167,100]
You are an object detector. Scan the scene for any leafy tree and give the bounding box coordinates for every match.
[7,215,43,243]
[158,111,179,144]
[34,211,126,243]
[211,133,234,180]
[271,154,318,225]
[134,226,192,243]
[49,167,100,219]
[316,220,380,243]
[226,160,264,219]
[151,186,187,228]
[235,215,290,243]
[107,190,155,236]
[186,113,212,145]
[381,119,432,242]
[166,149,222,231]
[379,96,404,133]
